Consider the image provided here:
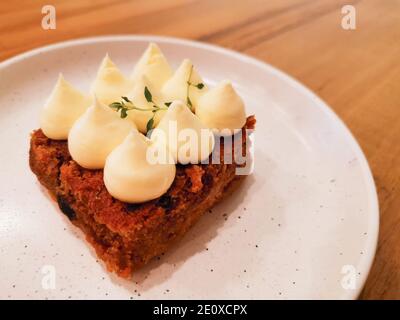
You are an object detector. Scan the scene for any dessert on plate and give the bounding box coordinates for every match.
[29,43,255,278]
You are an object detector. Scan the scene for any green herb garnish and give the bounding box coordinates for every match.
[144,86,152,103]
[146,117,155,133]
[109,86,169,132]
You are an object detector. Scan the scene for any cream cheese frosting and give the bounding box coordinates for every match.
[39,42,249,204]
[40,74,92,140]
[196,80,246,135]
[91,54,133,105]
[131,43,173,91]
[104,129,176,203]
[161,59,207,111]
[152,100,215,164]
[68,97,135,169]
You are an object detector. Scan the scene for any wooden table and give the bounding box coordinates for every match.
[1,0,399,300]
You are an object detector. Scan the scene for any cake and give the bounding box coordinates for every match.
[29,43,255,278]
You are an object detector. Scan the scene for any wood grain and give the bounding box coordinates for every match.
[1,0,399,299]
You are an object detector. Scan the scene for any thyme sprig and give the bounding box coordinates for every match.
[109,87,170,132]
[186,65,205,111]
[109,64,205,132]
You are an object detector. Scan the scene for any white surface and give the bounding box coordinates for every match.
[0,36,379,300]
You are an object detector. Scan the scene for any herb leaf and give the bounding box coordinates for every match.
[120,108,128,118]
[146,117,154,133]
[144,86,152,103]
[109,102,122,110]
[109,90,167,120]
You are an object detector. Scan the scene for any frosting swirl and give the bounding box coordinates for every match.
[152,100,215,164]
[104,129,176,203]
[91,54,133,105]
[162,59,207,111]
[131,43,173,91]
[68,97,135,169]
[40,74,92,140]
[196,80,246,135]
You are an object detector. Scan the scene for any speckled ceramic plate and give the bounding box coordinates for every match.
[0,35,379,300]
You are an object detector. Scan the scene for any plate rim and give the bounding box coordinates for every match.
[0,34,379,299]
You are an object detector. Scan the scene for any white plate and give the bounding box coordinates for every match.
[0,35,379,300]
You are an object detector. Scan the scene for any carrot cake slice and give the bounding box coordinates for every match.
[30,43,255,278]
